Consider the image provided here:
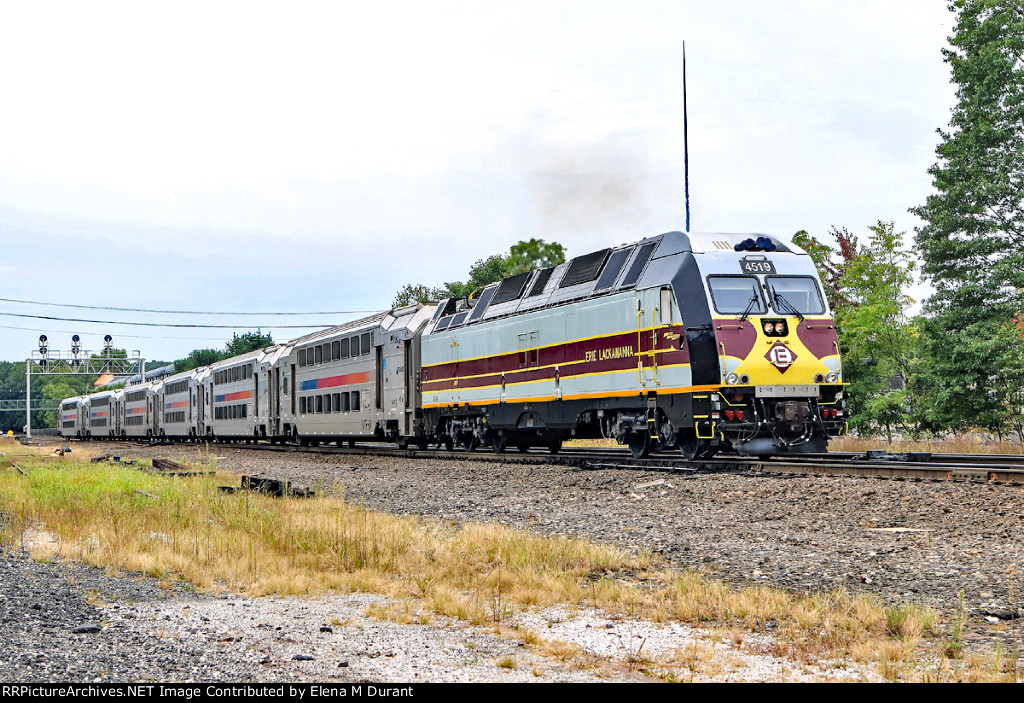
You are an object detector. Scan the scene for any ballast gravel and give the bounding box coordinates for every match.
[2,440,1022,682]
[0,552,876,683]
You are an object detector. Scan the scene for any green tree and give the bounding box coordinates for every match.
[793,227,859,314]
[41,379,77,428]
[910,0,1024,433]
[393,283,450,308]
[392,238,567,307]
[840,223,918,438]
[997,314,1024,442]
[174,348,225,373]
[174,331,276,373]
[225,330,274,357]
[795,222,919,437]
[504,238,566,276]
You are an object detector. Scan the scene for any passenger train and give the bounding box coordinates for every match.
[60,231,847,458]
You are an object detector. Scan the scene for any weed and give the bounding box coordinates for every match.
[943,590,966,659]
[496,656,517,670]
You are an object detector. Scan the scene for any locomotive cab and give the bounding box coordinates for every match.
[691,233,846,456]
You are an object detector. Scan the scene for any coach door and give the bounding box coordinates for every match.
[274,367,281,435]
[266,369,275,436]
[404,339,414,435]
[200,383,208,435]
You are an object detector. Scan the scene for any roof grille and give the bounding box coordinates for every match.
[527,267,554,297]
[593,248,632,292]
[491,271,532,305]
[559,249,611,288]
[619,242,658,288]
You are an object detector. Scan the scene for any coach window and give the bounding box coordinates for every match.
[316,395,323,413]
[300,397,307,414]
[340,338,350,359]
[332,392,341,411]
[351,390,360,411]
[315,345,323,364]
[361,333,371,356]
[332,341,340,360]
[350,336,360,356]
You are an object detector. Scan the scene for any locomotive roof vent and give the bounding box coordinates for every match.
[559,248,611,288]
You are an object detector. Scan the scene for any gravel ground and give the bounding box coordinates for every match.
[190,443,1024,642]
[2,439,1021,682]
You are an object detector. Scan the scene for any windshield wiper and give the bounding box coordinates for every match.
[772,291,805,321]
[739,294,760,322]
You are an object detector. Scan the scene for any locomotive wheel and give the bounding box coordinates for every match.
[678,432,703,461]
[490,435,507,454]
[516,443,530,453]
[547,439,562,454]
[415,436,430,450]
[463,435,478,452]
[442,437,454,451]
[628,433,651,459]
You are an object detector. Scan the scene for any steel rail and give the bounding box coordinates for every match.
[67,436,1024,484]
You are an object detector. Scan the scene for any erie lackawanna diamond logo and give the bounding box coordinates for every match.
[765,343,797,373]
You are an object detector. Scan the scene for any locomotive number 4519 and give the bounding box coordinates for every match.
[740,259,776,275]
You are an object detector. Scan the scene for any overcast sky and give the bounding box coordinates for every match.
[0,1,955,363]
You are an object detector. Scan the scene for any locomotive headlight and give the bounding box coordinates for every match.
[825,371,839,383]
[774,322,786,334]
[763,322,773,334]
[725,372,739,385]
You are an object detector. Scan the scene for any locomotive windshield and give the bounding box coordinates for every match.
[707,276,766,315]
[766,276,825,315]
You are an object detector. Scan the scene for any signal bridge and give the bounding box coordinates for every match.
[25,334,145,439]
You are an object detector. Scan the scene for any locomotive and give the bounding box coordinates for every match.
[61,230,847,458]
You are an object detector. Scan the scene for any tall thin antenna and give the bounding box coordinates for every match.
[682,40,691,232]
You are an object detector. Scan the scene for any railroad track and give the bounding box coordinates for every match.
[94,437,1024,485]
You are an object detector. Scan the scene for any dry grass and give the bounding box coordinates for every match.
[0,455,1018,682]
[830,435,1023,455]
[576,434,1024,455]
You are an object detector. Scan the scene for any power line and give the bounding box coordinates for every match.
[0,311,340,329]
[0,323,230,342]
[0,297,378,316]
